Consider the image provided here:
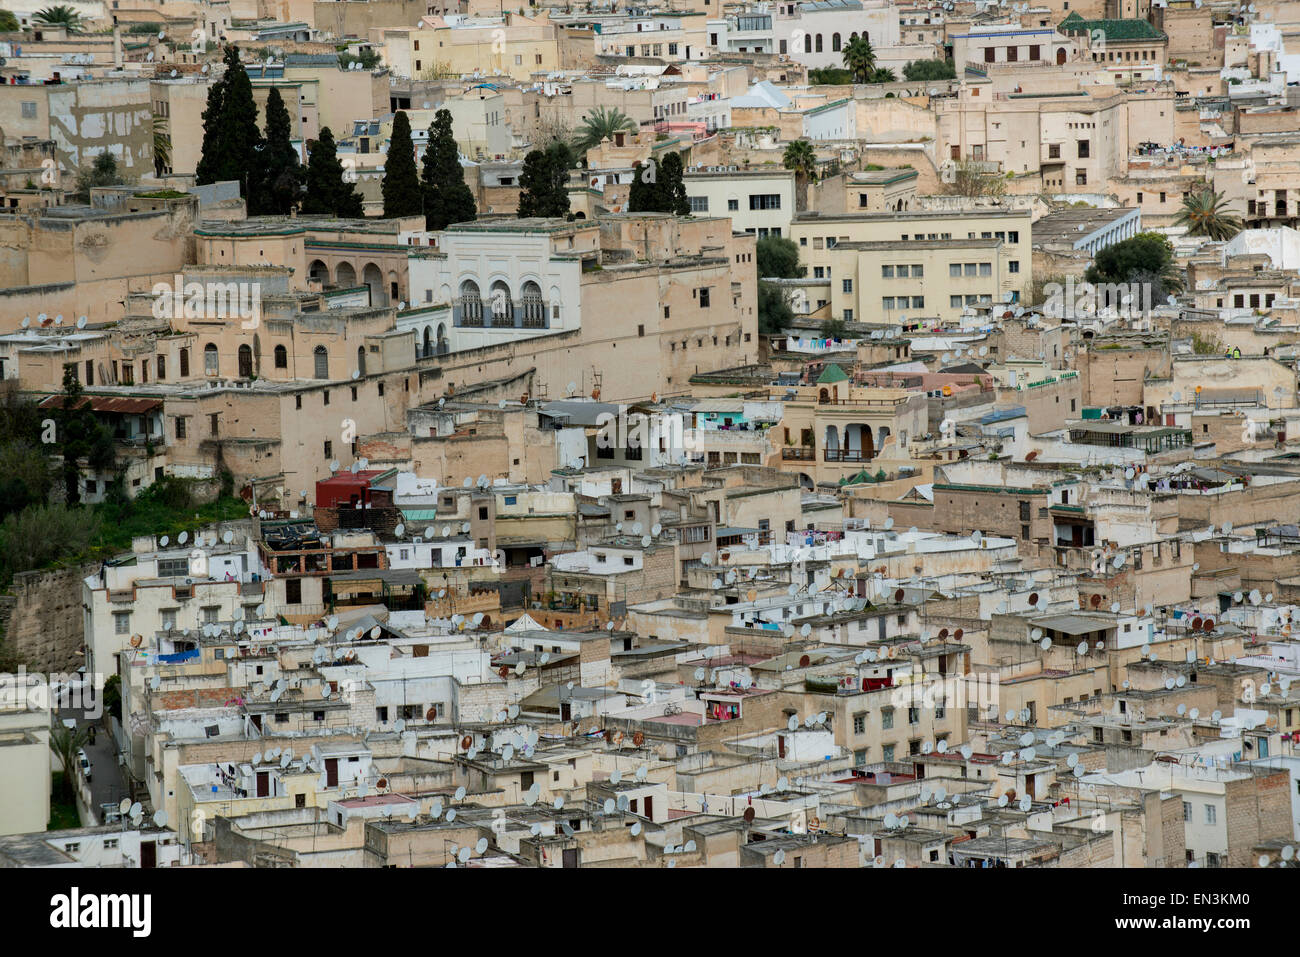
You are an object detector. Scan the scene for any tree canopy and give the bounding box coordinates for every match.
[421,109,476,230]
[517,141,573,219]
[382,110,423,218]
[757,236,804,279]
[302,127,363,217]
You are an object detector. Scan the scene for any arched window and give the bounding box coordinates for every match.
[815,33,823,53]
[422,326,433,358]
[274,345,288,369]
[179,347,189,377]
[204,343,219,375]
[238,344,253,378]
[489,280,513,326]
[521,281,544,327]
[313,345,329,379]
[832,33,841,52]
[804,32,812,54]
[357,345,366,376]
[459,280,483,326]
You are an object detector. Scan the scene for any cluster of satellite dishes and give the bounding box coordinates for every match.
[785,711,829,732]
[20,314,89,332]
[117,799,167,831]
[1259,845,1297,868]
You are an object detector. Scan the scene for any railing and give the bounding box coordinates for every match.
[455,300,551,330]
[823,449,870,463]
[781,447,815,461]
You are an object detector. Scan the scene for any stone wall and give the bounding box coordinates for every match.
[0,563,97,674]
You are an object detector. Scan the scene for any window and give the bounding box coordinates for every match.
[689,195,709,213]
[979,262,992,277]
[727,198,739,211]
[1009,260,1020,273]
[113,612,131,635]
[313,346,329,378]
[175,417,187,440]
[908,707,919,725]
[882,744,895,762]
[950,295,963,308]
[853,712,866,734]
[748,194,781,210]
[1205,804,1216,825]
[881,707,894,730]
[699,288,710,308]
[843,309,853,321]
[323,440,332,459]
[911,297,924,309]
[204,343,219,375]
[949,263,962,278]
[1076,170,1088,186]
[1182,801,1191,822]
[842,279,852,293]
[1078,140,1090,158]
[274,345,288,368]
[882,265,895,278]
[912,264,923,277]
[1048,144,1060,159]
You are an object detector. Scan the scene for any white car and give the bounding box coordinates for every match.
[76,748,92,783]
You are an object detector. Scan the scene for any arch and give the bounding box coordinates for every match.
[797,472,814,490]
[489,279,513,326]
[357,345,367,376]
[436,323,447,354]
[850,31,858,40]
[362,262,385,307]
[335,261,357,288]
[274,344,288,369]
[313,345,329,379]
[422,325,433,358]
[818,387,830,403]
[846,424,874,461]
[832,33,841,52]
[179,346,190,377]
[572,210,586,219]
[804,32,812,54]
[387,269,400,305]
[459,279,483,325]
[521,280,544,326]
[824,425,840,453]
[308,259,329,284]
[204,342,219,375]
[238,343,253,378]
[1056,47,1067,65]
[815,33,823,53]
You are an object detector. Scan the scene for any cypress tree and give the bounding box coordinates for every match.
[258,87,302,215]
[302,127,363,217]
[660,152,690,217]
[382,110,423,218]
[420,109,476,230]
[194,79,226,186]
[517,142,571,219]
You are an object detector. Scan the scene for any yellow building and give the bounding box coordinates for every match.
[383,15,561,82]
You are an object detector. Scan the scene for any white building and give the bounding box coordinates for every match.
[684,167,797,239]
[407,220,584,354]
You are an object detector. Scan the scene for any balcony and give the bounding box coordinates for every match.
[781,447,815,461]
[823,449,870,463]
[454,299,551,330]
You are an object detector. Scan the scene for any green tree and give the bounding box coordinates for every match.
[0,10,21,31]
[902,59,956,81]
[382,110,423,218]
[338,49,381,70]
[257,87,303,215]
[0,504,101,593]
[34,5,81,31]
[196,47,263,209]
[758,282,794,335]
[421,109,476,230]
[151,112,171,178]
[54,366,114,506]
[869,67,897,83]
[808,68,853,85]
[821,317,848,338]
[659,151,689,216]
[302,127,363,217]
[757,236,804,278]
[194,79,226,187]
[517,142,573,218]
[572,106,637,156]
[1085,231,1184,297]
[74,152,125,199]
[48,724,89,804]
[1175,189,1242,241]
[842,34,877,83]
[0,440,52,520]
[783,139,817,210]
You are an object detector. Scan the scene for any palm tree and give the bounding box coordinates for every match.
[152,112,172,178]
[842,34,877,83]
[783,139,818,211]
[34,5,82,32]
[869,67,897,83]
[1175,189,1242,241]
[571,106,638,156]
[49,723,90,803]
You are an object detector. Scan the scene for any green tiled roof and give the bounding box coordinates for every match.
[1058,12,1166,41]
[816,363,849,384]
